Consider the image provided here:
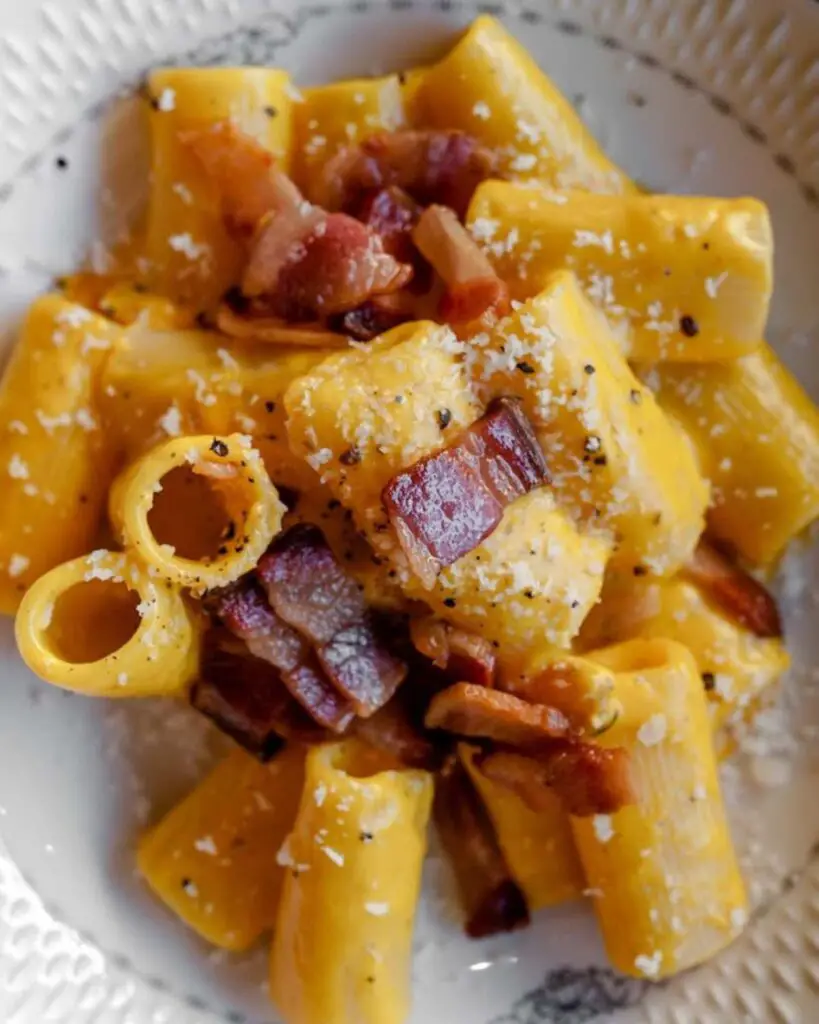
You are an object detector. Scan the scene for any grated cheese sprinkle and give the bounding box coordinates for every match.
[592,815,615,843]
[8,554,29,578]
[8,454,29,480]
[157,87,176,112]
[637,714,667,747]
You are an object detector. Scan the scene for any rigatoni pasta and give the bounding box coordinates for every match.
[571,639,748,979]
[467,183,772,362]
[0,295,120,613]
[143,67,294,307]
[99,326,327,488]
[270,740,433,1024]
[15,549,199,696]
[109,433,285,592]
[646,343,819,565]
[460,745,584,911]
[413,16,635,193]
[579,574,790,733]
[138,745,305,949]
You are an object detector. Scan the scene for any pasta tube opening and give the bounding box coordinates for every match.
[15,550,200,697]
[47,579,141,664]
[110,433,285,592]
[147,464,237,561]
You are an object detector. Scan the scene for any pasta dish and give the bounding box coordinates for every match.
[2,15,817,1024]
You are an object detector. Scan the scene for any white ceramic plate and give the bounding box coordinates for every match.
[3,1,819,1021]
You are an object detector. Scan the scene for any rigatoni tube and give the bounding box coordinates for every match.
[138,745,305,950]
[414,16,634,193]
[0,295,121,613]
[15,550,199,697]
[571,638,747,980]
[143,67,294,307]
[109,433,285,594]
[467,183,771,362]
[270,740,433,1024]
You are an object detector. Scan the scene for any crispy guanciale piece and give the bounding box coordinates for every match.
[434,760,530,939]
[257,524,368,645]
[413,204,509,323]
[241,203,325,299]
[410,617,496,688]
[425,683,570,747]
[316,620,409,718]
[247,212,413,318]
[683,540,783,639]
[355,186,422,263]
[382,397,549,586]
[182,121,302,236]
[186,123,414,318]
[257,524,408,716]
[213,580,355,732]
[478,744,636,818]
[191,640,326,758]
[317,129,497,217]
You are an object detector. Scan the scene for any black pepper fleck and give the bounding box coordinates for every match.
[210,438,229,457]
[633,565,648,577]
[443,597,457,608]
[265,400,276,413]
[523,589,535,599]
[437,408,452,430]
[264,105,278,118]
[516,360,536,375]
[680,315,699,337]
[702,672,716,691]
[55,156,69,170]
[360,831,374,843]
[584,363,596,375]
[593,455,608,466]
